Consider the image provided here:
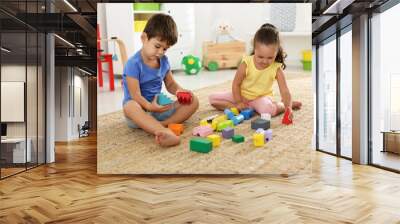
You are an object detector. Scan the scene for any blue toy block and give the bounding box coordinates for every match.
[224,108,235,120]
[231,114,245,126]
[157,92,173,106]
[240,108,254,120]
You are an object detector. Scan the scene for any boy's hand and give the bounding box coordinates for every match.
[148,95,173,113]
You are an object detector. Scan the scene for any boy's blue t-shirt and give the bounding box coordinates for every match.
[122,50,170,105]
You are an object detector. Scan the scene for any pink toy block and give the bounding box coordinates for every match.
[192,125,213,137]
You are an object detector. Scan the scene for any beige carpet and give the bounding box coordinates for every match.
[98,72,313,174]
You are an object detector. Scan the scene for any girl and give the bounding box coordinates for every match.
[208,23,301,119]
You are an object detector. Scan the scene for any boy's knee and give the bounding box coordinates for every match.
[191,95,199,110]
[123,100,142,114]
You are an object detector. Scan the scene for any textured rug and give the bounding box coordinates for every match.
[98,72,313,174]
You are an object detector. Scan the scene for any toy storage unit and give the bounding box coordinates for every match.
[202,41,246,70]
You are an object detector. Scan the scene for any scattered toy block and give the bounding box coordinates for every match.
[190,138,212,153]
[224,109,235,120]
[157,92,173,106]
[222,127,234,139]
[256,128,264,134]
[204,114,219,123]
[261,113,271,121]
[240,108,254,120]
[251,118,270,130]
[177,91,192,104]
[253,132,265,147]
[231,107,239,115]
[192,125,213,137]
[168,123,184,136]
[231,114,244,126]
[211,115,227,130]
[217,120,234,131]
[232,135,245,143]
[200,119,209,126]
[207,134,221,148]
[282,107,293,125]
[265,129,273,141]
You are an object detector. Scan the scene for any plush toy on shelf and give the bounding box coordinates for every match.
[181,55,202,75]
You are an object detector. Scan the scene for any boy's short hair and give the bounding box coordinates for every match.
[143,13,178,46]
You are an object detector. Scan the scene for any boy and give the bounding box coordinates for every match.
[123,14,199,147]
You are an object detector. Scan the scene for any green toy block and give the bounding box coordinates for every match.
[157,92,173,106]
[190,138,212,153]
[232,135,245,143]
[216,120,234,131]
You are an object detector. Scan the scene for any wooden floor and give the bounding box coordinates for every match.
[0,135,400,223]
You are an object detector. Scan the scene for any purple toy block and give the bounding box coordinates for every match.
[265,129,273,141]
[222,127,234,139]
[192,126,213,137]
[240,108,254,120]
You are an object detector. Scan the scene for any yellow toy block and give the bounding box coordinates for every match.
[253,133,265,147]
[207,134,221,147]
[211,115,227,130]
[231,107,239,115]
[200,119,209,126]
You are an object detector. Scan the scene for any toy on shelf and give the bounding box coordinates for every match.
[222,127,234,139]
[192,126,213,137]
[177,91,192,104]
[251,118,270,130]
[240,108,254,120]
[203,41,246,70]
[181,55,202,75]
[217,120,234,131]
[261,113,271,121]
[157,92,173,106]
[253,132,265,147]
[190,138,212,153]
[168,124,183,136]
[231,107,239,115]
[232,135,245,143]
[207,134,221,148]
[282,108,293,125]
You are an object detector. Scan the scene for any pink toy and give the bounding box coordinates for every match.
[177,91,192,104]
[282,108,293,125]
[192,125,213,137]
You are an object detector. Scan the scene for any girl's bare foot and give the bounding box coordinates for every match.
[155,129,180,147]
[292,101,302,110]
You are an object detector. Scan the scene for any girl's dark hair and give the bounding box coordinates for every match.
[143,13,178,46]
[252,23,287,69]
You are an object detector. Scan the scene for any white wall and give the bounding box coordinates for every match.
[54,67,89,141]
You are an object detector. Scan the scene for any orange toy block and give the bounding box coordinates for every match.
[168,123,184,136]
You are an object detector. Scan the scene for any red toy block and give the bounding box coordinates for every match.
[282,107,293,125]
[177,91,192,104]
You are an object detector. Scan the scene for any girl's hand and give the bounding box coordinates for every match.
[235,102,247,111]
[148,95,173,113]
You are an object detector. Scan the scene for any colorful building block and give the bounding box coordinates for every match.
[211,115,227,130]
[232,135,245,143]
[282,108,293,125]
[224,109,235,120]
[231,107,239,115]
[222,127,234,139]
[207,134,221,148]
[265,129,273,141]
[253,132,265,147]
[168,123,184,136]
[217,120,234,131]
[231,114,244,126]
[261,113,271,121]
[192,125,213,137]
[204,114,219,123]
[177,91,192,104]
[200,119,209,126]
[240,108,254,120]
[251,118,270,130]
[190,138,212,153]
[157,92,173,106]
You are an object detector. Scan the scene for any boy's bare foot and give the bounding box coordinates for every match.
[292,101,302,110]
[155,129,180,147]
